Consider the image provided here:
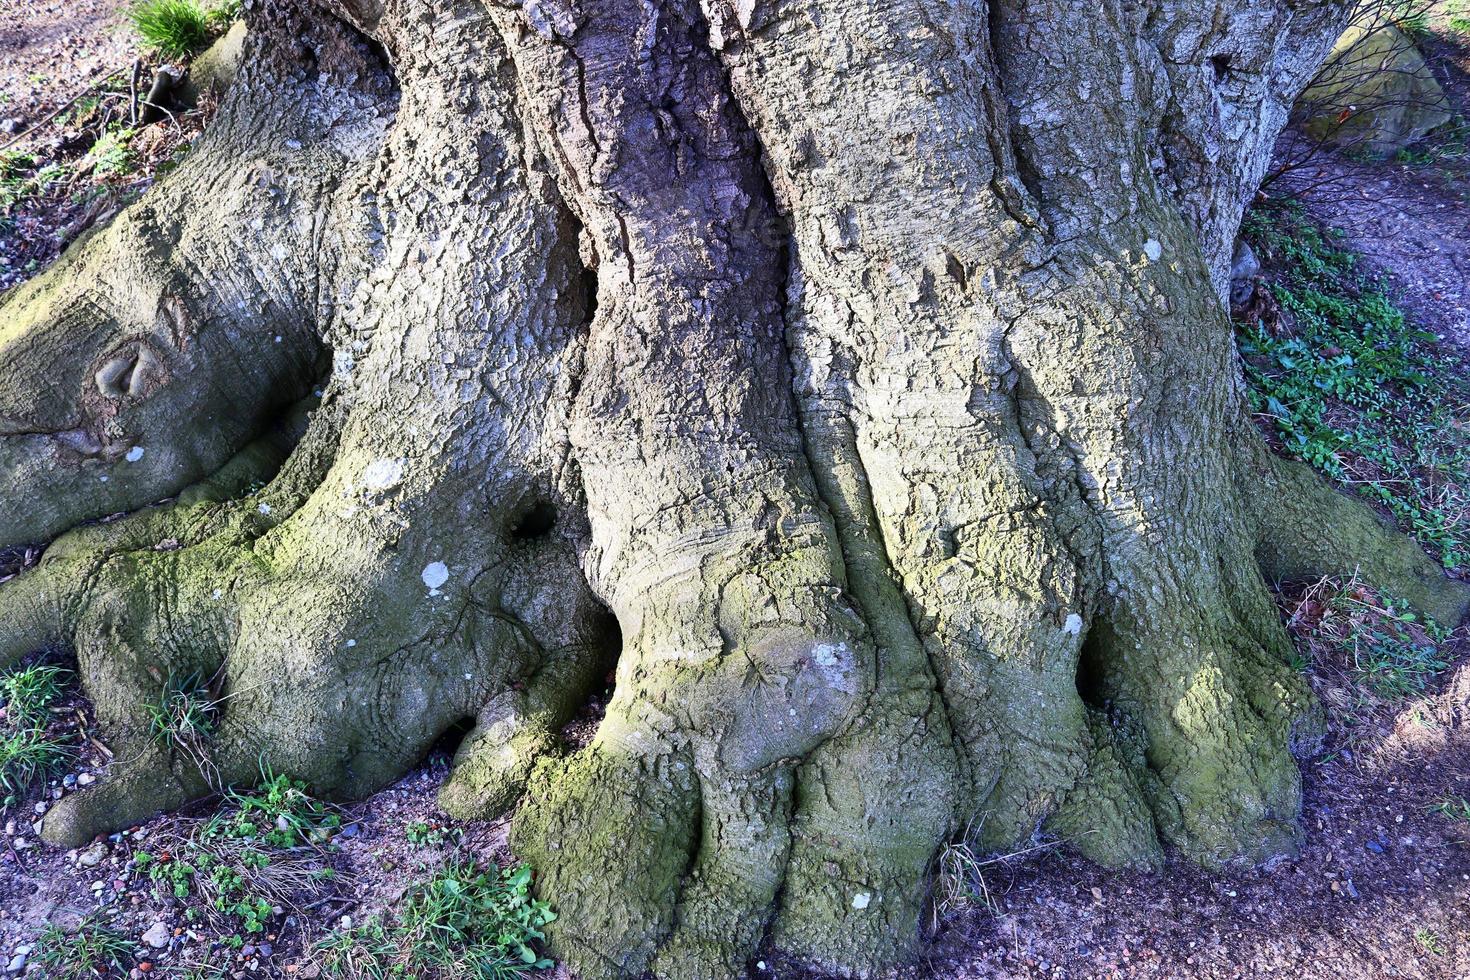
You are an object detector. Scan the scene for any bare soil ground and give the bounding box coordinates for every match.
[0,0,203,293]
[0,0,132,129]
[1273,22,1470,350]
[2,8,1469,980]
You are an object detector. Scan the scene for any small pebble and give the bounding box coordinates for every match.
[141,921,171,949]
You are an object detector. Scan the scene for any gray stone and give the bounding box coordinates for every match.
[77,842,107,868]
[141,921,171,950]
[1229,239,1260,308]
[1298,21,1452,155]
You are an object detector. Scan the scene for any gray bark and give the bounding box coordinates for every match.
[0,0,1464,977]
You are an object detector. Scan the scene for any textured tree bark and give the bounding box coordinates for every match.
[0,0,1464,976]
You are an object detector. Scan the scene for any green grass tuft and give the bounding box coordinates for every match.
[0,663,74,808]
[1285,577,1453,701]
[1,664,68,728]
[144,670,220,782]
[128,0,213,59]
[34,919,135,976]
[134,768,343,938]
[1415,927,1448,956]
[1431,794,1470,823]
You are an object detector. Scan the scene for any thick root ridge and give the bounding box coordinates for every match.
[0,35,381,549]
[1046,711,1162,869]
[1067,562,1320,869]
[773,694,958,977]
[1252,453,1470,627]
[513,739,701,979]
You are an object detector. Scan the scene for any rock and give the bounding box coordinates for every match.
[77,773,95,786]
[1297,21,1452,155]
[77,842,107,868]
[0,118,22,136]
[62,774,76,789]
[141,921,171,950]
[1228,239,1259,308]
[5,952,26,974]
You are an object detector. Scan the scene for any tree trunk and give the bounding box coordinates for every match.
[1,0,1464,976]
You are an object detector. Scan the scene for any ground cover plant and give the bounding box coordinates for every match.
[1238,200,1470,573]
[0,663,74,810]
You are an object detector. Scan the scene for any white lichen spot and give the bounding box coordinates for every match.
[258,502,272,515]
[273,335,283,344]
[464,673,473,680]
[211,589,223,601]
[346,639,356,648]
[362,458,405,492]
[1063,613,1084,636]
[422,562,450,591]
[1143,239,1163,262]
[812,642,847,668]
[124,446,145,463]
[99,475,109,483]
[852,892,871,910]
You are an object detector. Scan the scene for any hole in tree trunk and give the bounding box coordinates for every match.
[1211,54,1234,82]
[559,610,622,750]
[510,501,557,541]
[1074,629,1109,710]
[427,715,478,763]
[578,259,598,325]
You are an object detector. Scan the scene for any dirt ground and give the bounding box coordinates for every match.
[1,7,1469,980]
[0,0,132,134]
[1273,25,1470,351]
